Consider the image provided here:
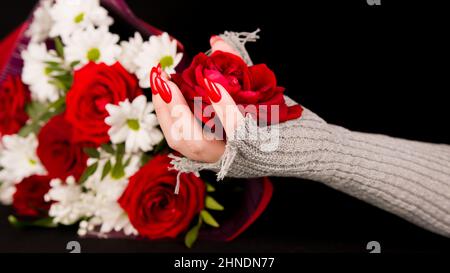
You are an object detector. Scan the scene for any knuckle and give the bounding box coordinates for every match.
[167,139,182,151]
[188,142,205,155]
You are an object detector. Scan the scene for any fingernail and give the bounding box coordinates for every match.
[156,76,172,103]
[210,35,222,46]
[203,77,221,103]
[150,66,158,94]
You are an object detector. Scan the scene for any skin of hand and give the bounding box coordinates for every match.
[151,36,245,163]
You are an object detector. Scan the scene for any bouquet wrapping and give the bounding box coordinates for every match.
[0,0,278,247]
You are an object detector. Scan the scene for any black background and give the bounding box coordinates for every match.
[0,0,449,253]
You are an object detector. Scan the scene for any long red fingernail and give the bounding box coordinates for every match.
[156,76,172,103]
[210,35,222,45]
[150,66,158,94]
[203,77,221,103]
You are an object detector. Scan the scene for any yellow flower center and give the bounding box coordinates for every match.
[159,55,174,70]
[87,48,101,62]
[74,13,85,23]
[127,119,140,131]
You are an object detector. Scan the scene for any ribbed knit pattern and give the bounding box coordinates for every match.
[170,103,450,237]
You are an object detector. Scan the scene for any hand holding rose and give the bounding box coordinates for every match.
[151,36,302,163]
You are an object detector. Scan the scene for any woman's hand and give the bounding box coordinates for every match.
[151,36,244,163]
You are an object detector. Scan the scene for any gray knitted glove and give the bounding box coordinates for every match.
[171,97,450,237]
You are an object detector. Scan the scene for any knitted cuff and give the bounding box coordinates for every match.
[170,103,450,237]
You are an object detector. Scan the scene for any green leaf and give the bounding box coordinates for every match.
[48,79,67,91]
[78,162,98,184]
[18,96,66,137]
[184,217,202,248]
[26,101,47,119]
[39,106,64,121]
[111,144,126,180]
[123,156,131,167]
[83,147,100,158]
[45,61,62,67]
[206,183,215,193]
[53,73,72,83]
[54,37,65,58]
[111,160,125,180]
[152,139,167,154]
[70,60,81,68]
[46,66,66,73]
[18,123,40,137]
[8,215,57,228]
[140,153,152,166]
[116,143,125,157]
[101,144,115,154]
[205,196,224,211]
[49,72,73,91]
[101,160,112,180]
[200,210,219,228]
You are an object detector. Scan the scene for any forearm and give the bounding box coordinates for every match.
[171,107,450,237]
[226,109,450,237]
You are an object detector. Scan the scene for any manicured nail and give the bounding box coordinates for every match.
[150,66,158,94]
[156,76,172,103]
[203,77,221,103]
[210,35,222,46]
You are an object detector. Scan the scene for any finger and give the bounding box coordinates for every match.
[210,35,241,58]
[150,65,173,142]
[151,68,225,162]
[203,77,245,140]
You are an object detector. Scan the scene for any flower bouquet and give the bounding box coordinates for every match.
[0,0,276,247]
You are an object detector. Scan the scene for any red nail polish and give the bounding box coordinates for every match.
[210,35,221,45]
[150,66,158,94]
[204,77,221,103]
[156,76,172,103]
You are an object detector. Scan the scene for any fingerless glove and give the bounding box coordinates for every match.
[171,97,450,237]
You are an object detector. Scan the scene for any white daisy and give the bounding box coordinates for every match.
[0,134,46,183]
[105,95,163,153]
[80,178,137,236]
[49,0,113,40]
[26,0,54,43]
[134,32,183,88]
[64,26,121,68]
[0,143,14,205]
[0,181,16,205]
[47,146,141,237]
[45,176,85,225]
[21,43,61,103]
[78,151,141,236]
[118,32,145,73]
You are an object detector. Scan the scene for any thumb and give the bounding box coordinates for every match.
[210,35,242,58]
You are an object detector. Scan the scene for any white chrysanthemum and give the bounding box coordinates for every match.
[105,95,163,153]
[0,181,16,205]
[21,43,61,103]
[46,147,141,236]
[49,0,112,40]
[26,0,53,43]
[79,178,137,236]
[45,176,89,225]
[0,134,46,183]
[134,32,183,88]
[78,151,140,236]
[118,32,144,73]
[64,26,121,68]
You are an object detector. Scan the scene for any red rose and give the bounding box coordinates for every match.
[37,114,92,180]
[119,155,205,239]
[65,62,142,145]
[13,175,52,217]
[172,51,302,125]
[0,75,30,136]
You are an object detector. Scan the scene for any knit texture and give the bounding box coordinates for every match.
[171,100,450,238]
